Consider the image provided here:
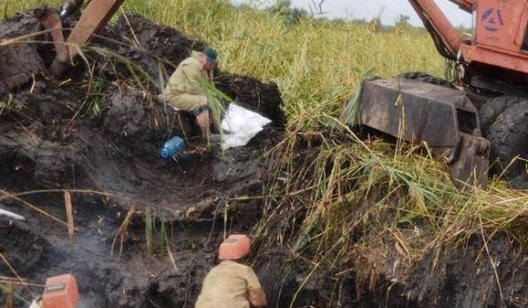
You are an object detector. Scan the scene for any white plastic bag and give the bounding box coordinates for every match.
[221,103,272,149]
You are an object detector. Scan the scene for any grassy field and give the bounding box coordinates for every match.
[5,0,528,304]
[4,0,445,126]
[128,0,447,126]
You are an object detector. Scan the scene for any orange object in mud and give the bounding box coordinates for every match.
[218,234,251,261]
[42,274,79,308]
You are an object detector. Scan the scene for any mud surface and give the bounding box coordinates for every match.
[349,231,528,308]
[0,10,282,307]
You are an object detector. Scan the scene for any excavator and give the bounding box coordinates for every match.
[356,0,528,188]
[0,0,124,92]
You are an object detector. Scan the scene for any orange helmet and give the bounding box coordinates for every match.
[218,234,251,261]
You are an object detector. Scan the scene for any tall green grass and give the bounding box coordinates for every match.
[253,120,528,304]
[123,0,444,127]
[4,0,444,128]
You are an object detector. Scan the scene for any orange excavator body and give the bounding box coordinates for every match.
[463,0,528,74]
[411,0,528,84]
[355,0,528,188]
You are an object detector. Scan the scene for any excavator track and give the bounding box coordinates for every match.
[478,96,526,135]
[398,71,455,88]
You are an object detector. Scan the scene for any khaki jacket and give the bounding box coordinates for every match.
[195,260,265,308]
[163,51,212,99]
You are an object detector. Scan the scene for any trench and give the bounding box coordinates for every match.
[0,9,284,307]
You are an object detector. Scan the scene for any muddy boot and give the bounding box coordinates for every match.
[184,134,220,154]
[192,133,221,152]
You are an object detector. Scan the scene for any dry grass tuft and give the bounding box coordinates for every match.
[254,117,528,304]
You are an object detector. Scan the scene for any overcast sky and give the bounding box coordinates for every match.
[232,0,473,27]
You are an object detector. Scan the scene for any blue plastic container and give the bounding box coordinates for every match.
[160,136,185,158]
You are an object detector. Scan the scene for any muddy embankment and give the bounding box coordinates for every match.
[2,8,528,308]
[254,133,528,308]
[351,230,528,307]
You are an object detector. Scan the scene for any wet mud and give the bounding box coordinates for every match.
[350,232,528,308]
[0,10,282,307]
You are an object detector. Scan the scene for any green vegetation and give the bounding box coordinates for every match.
[255,124,528,299]
[136,0,444,128]
[4,0,444,126]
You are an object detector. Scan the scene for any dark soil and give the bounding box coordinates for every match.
[0,9,283,307]
[251,135,528,308]
[351,232,528,308]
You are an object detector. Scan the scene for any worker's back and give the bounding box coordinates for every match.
[164,51,208,97]
[195,260,262,308]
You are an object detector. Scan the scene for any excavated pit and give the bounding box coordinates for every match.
[0,10,284,307]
